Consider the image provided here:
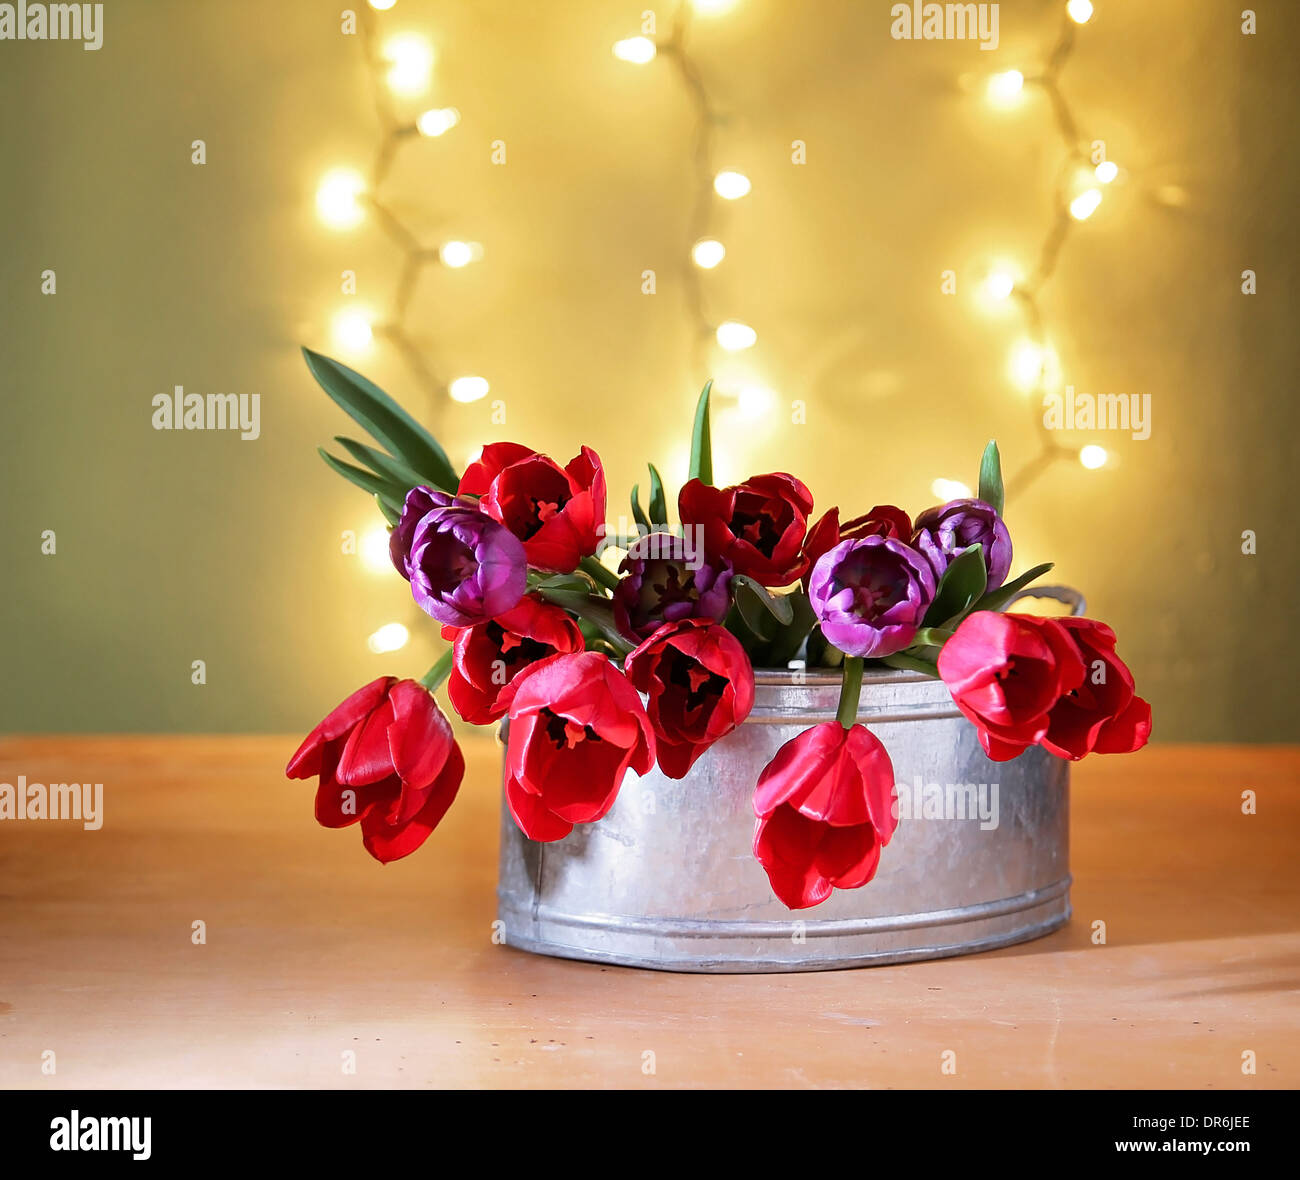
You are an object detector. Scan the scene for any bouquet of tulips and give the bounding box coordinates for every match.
[287,351,1151,909]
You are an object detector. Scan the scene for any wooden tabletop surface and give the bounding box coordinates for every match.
[0,736,1296,1089]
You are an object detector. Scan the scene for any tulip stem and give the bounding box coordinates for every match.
[836,657,864,729]
[419,648,455,693]
[579,555,621,593]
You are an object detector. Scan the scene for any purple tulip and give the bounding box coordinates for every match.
[808,536,936,658]
[613,532,733,640]
[911,498,1012,592]
[391,486,527,628]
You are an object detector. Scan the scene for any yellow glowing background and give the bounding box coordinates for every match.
[1,0,1295,740]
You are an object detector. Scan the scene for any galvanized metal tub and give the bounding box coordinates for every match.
[497,589,1079,972]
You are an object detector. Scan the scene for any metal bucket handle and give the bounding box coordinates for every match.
[1004,584,1086,617]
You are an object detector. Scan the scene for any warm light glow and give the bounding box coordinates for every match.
[367,623,409,654]
[332,308,375,355]
[417,106,460,137]
[383,34,434,96]
[315,168,366,230]
[931,478,974,501]
[713,170,752,199]
[1079,444,1108,470]
[1008,338,1060,393]
[449,375,490,403]
[360,526,392,574]
[1067,0,1094,24]
[368,0,397,10]
[439,240,479,268]
[692,0,739,15]
[734,383,776,419]
[716,321,757,351]
[691,238,726,269]
[1094,160,1119,184]
[612,36,656,64]
[985,271,1015,301]
[1070,188,1103,220]
[986,69,1025,105]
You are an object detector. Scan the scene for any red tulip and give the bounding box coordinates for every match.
[937,611,1086,762]
[441,596,585,725]
[1041,618,1152,759]
[801,504,912,589]
[624,619,755,779]
[678,472,813,587]
[498,651,655,842]
[459,441,606,573]
[286,677,464,863]
[753,722,899,910]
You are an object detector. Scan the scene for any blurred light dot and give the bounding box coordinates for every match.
[360,526,392,574]
[1079,444,1108,470]
[332,308,375,355]
[383,34,434,97]
[691,238,726,269]
[1008,338,1061,392]
[612,36,656,64]
[986,69,1024,105]
[713,171,751,199]
[1070,188,1103,220]
[1094,160,1119,184]
[735,384,776,419]
[439,240,478,268]
[1067,0,1094,23]
[449,375,490,403]
[417,106,460,137]
[985,271,1015,300]
[716,321,757,351]
[368,0,397,10]
[692,0,739,15]
[316,169,366,230]
[367,623,409,654]
[931,478,973,501]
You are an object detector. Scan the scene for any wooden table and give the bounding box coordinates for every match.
[0,737,1295,1089]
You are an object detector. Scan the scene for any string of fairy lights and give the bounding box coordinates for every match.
[974,0,1121,497]
[314,2,489,415]
[318,0,1129,652]
[614,0,771,429]
[614,0,1128,501]
[314,0,490,655]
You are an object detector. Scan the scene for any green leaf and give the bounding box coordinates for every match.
[880,651,939,677]
[732,575,795,626]
[908,627,954,650]
[647,464,668,526]
[922,543,987,628]
[376,494,401,527]
[978,439,1004,516]
[318,448,404,517]
[534,588,632,654]
[765,591,818,666]
[726,600,774,645]
[688,380,713,485]
[970,562,1055,614]
[334,436,428,499]
[302,348,458,492]
[629,485,650,533]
